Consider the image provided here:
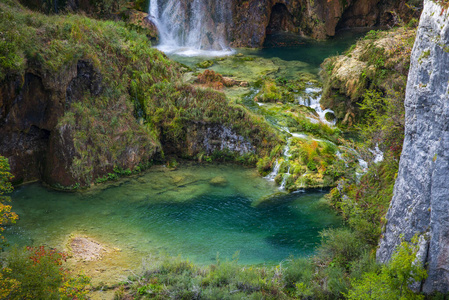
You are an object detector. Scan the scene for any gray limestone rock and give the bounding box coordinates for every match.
[377,0,449,293]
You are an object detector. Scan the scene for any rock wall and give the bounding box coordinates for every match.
[0,61,157,187]
[230,0,420,47]
[377,0,449,293]
[185,123,254,156]
[20,0,420,48]
[0,66,76,184]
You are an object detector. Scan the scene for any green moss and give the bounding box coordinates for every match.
[196,60,214,68]
[418,49,431,64]
[1,1,281,187]
[320,27,415,126]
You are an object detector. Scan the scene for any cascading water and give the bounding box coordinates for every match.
[148,0,234,56]
[265,138,293,191]
[297,86,336,126]
[265,160,281,182]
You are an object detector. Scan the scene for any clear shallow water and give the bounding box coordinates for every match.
[5,163,341,265]
[256,29,370,71]
[169,28,369,75]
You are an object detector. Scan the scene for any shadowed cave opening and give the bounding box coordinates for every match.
[266,3,295,35]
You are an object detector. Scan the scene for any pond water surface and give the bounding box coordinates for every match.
[5,163,341,266]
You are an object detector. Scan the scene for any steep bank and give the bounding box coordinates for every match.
[0,1,279,188]
[320,27,415,126]
[377,0,449,293]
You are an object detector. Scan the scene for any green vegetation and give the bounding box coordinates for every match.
[0,156,17,249]
[116,233,426,299]
[0,2,435,299]
[320,27,415,126]
[328,77,406,246]
[0,246,90,299]
[18,0,143,18]
[347,235,427,300]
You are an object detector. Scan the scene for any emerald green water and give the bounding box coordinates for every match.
[5,163,341,265]
[173,29,368,76]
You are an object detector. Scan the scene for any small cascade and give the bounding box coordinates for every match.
[281,126,308,139]
[148,0,234,56]
[298,86,336,126]
[369,144,384,163]
[280,166,291,190]
[264,138,293,190]
[265,160,281,181]
[278,139,292,190]
[264,138,292,189]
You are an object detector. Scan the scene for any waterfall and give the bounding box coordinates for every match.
[148,0,234,57]
[265,160,281,181]
[298,86,336,126]
[149,0,158,19]
[265,138,293,191]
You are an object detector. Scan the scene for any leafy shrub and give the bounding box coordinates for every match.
[282,258,314,289]
[317,228,367,269]
[1,246,90,299]
[347,236,427,300]
[0,156,18,249]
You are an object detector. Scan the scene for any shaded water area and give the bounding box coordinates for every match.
[5,163,341,267]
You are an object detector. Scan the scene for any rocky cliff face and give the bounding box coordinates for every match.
[20,0,420,48]
[230,0,420,47]
[377,0,449,293]
[0,61,158,187]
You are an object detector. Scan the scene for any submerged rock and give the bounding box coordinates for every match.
[209,176,228,187]
[69,236,110,262]
[377,0,449,293]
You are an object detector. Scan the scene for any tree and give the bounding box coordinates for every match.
[0,155,18,249]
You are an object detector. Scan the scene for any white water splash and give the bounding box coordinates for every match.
[280,166,291,190]
[369,144,384,163]
[280,127,308,139]
[291,133,308,139]
[149,0,234,57]
[265,160,281,182]
[298,86,336,126]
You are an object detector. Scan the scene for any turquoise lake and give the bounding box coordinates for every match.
[5,163,342,266]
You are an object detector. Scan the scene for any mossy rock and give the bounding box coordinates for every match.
[210,56,278,83]
[171,175,185,185]
[197,60,214,68]
[325,111,336,123]
[209,176,228,187]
